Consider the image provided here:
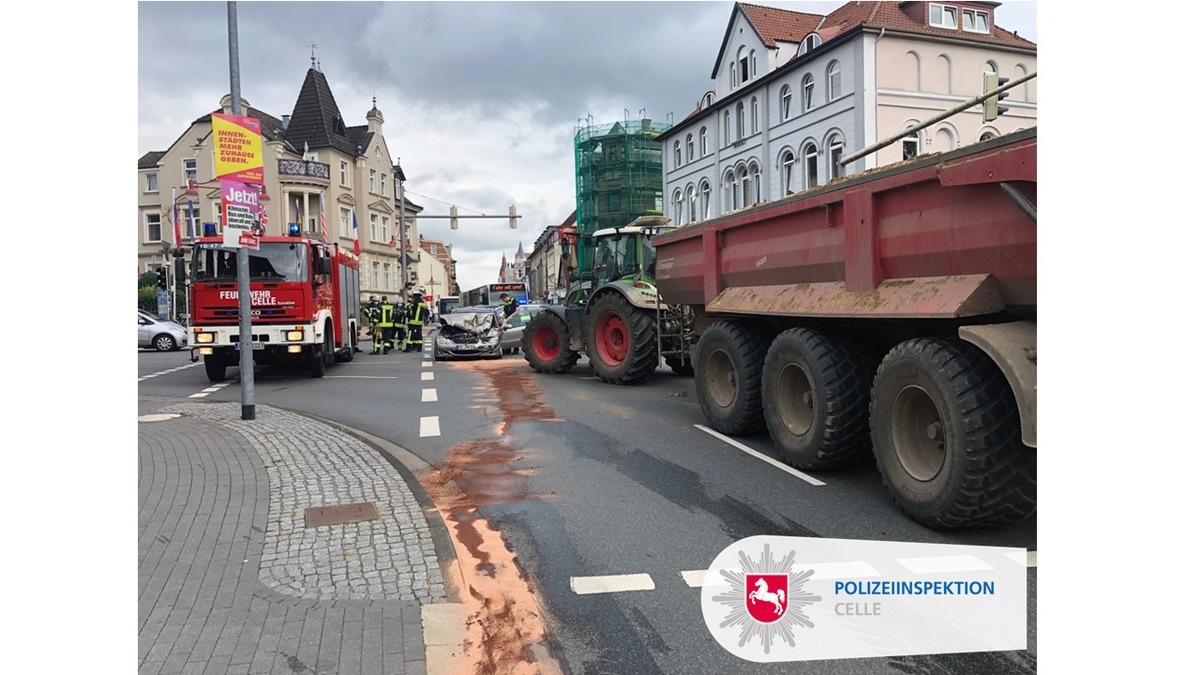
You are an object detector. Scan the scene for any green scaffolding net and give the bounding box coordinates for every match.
[573,118,670,275]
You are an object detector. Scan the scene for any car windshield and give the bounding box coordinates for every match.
[192,242,308,282]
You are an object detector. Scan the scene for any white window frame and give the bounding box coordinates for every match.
[700,127,709,156]
[369,169,377,194]
[340,161,348,186]
[183,158,197,186]
[146,173,158,193]
[802,75,815,112]
[902,132,921,160]
[372,261,380,289]
[674,140,682,167]
[781,150,796,195]
[738,46,749,85]
[340,207,351,237]
[370,212,381,242]
[801,34,821,54]
[147,212,163,243]
[930,3,957,29]
[828,61,842,100]
[686,134,694,162]
[781,85,792,120]
[383,263,391,290]
[722,170,735,213]
[749,162,761,204]
[673,189,683,225]
[736,102,745,139]
[381,172,388,198]
[699,180,711,220]
[828,134,844,180]
[686,184,696,223]
[751,97,759,134]
[963,9,989,33]
[803,143,819,189]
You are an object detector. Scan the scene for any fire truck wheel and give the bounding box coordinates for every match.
[761,328,872,470]
[870,337,1036,529]
[310,333,331,378]
[694,320,768,434]
[204,356,227,383]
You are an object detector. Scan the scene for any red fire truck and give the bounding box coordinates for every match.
[188,232,361,382]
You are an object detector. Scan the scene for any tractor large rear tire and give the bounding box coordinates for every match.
[761,328,871,470]
[523,311,580,374]
[694,320,769,434]
[870,338,1036,529]
[586,294,659,385]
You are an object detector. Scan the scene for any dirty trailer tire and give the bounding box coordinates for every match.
[694,320,768,435]
[586,294,658,385]
[762,328,871,470]
[522,311,579,374]
[204,355,227,383]
[870,337,1036,529]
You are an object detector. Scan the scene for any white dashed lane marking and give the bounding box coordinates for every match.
[694,424,825,486]
[419,416,440,437]
[570,574,656,595]
[138,362,200,382]
[422,361,433,367]
[422,388,438,402]
[188,381,235,399]
[421,372,434,381]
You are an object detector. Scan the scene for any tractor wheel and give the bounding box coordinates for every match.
[694,320,769,434]
[665,355,694,376]
[586,294,658,385]
[204,355,227,383]
[523,311,580,374]
[870,337,1036,529]
[761,328,871,470]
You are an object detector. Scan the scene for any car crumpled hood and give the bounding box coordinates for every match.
[439,313,498,338]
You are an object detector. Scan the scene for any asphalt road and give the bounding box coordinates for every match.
[138,340,1037,675]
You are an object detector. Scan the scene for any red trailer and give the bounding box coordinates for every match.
[652,128,1037,529]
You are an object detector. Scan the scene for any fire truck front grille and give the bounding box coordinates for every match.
[228,335,272,344]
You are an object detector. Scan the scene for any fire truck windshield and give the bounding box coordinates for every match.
[193,243,309,282]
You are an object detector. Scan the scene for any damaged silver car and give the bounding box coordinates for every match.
[434,308,503,360]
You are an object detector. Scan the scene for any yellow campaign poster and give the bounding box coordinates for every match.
[212,113,264,185]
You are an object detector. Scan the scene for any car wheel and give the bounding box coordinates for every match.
[153,334,178,352]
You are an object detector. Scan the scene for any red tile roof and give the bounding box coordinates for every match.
[740,1,1035,50]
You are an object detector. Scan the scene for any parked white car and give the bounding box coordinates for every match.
[138,310,189,352]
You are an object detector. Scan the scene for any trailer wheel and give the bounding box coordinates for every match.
[694,320,768,434]
[586,294,659,384]
[762,328,871,470]
[204,355,227,383]
[523,311,580,374]
[870,338,1036,529]
[665,355,694,377]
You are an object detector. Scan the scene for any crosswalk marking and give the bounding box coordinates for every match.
[570,574,655,595]
[419,416,440,437]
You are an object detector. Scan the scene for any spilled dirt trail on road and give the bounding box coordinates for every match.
[417,359,563,675]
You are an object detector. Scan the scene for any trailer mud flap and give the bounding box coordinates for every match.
[959,321,1037,448]
[705,274,1004,319]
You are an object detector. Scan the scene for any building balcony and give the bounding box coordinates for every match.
[277,159,330,187]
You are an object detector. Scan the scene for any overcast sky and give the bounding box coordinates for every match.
[138,1,1038,292]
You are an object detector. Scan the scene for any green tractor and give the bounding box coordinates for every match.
[522,216,694,384]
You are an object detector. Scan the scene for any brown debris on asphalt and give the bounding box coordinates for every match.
[418,359,563,675]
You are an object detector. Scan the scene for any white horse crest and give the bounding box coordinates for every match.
[748,576,786,617]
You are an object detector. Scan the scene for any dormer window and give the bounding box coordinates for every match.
[930,4,957,29]
[738,46,750,85]
[963,9,989,33]
[801,34,821,54]
[701,92,715,109]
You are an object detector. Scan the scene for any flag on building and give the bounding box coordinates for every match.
[172,201,182,248]
[187,200,196,242]
[352,210,360,255]
[319,194,328,242]
[295,198,302,232]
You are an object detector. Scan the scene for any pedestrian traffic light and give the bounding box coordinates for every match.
[983,72,1010,122]
[156,267,168,290]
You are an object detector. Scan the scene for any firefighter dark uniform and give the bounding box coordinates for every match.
[376,298,396,355]
[406,293,430,352]
[364,296,381,353]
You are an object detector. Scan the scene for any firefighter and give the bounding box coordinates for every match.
[377,295,396,355]
[364,296,381,353]
[405,292,430,352]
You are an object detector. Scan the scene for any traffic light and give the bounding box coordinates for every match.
[156,267,168,290]
[983,72,1010,122]
[508,204,518,230]
[450,205,459,230]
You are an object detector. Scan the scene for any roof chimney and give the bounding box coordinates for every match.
[282,114,291,130]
